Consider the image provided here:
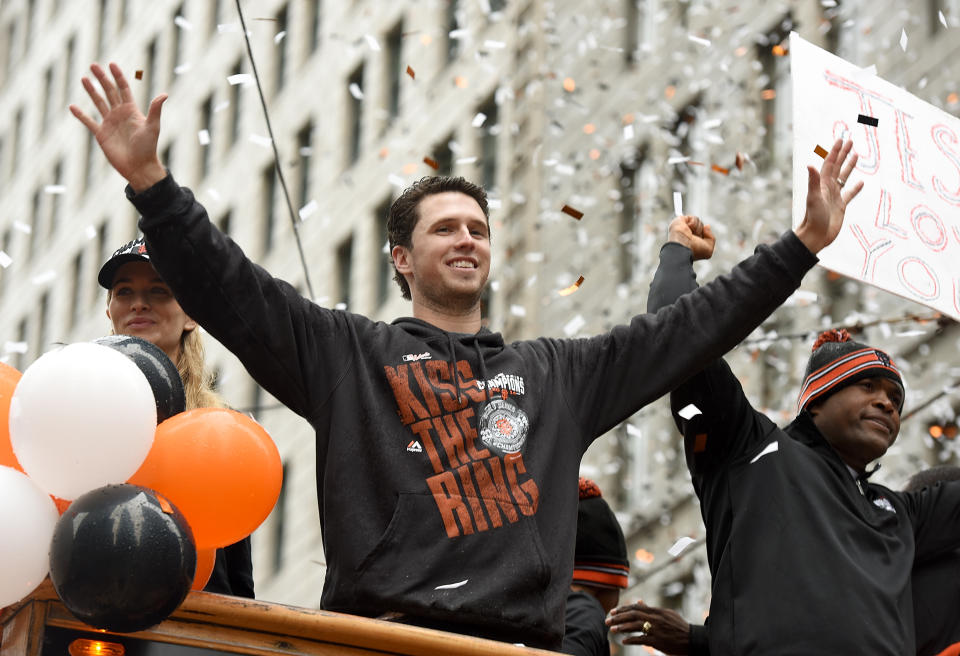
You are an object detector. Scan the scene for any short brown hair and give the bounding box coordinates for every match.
[387,176,489,300]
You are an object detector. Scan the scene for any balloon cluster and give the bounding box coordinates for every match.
[0,337,282,633]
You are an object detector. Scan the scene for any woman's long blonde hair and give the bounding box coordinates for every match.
[177,328,225,410]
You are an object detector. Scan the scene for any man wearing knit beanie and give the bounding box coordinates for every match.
[608,215,960,655]
[562,477,629,656]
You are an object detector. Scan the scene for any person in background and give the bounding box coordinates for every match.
[562,477,629,656]
[610,214,960,654]
[99,237,255,598]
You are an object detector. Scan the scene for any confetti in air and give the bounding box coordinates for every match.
[668,537,698,557]
[558,276,585,296]
[434,579,468,590]
[900,29,908,51]
[814,144,828,159]
[134,70,143,80]
[561,204,584,220]
[406,65,415,79]
[673,192,683,216]
[677,404,702,420]
[423,156,439,170]
[857,114,879,127]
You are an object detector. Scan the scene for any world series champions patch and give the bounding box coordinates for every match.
[479,398,529,454]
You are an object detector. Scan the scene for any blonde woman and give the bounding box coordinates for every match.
[99,237,254,598]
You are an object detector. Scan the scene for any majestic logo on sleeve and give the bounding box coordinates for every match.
[384,358,538,538]
[479,398,528,454]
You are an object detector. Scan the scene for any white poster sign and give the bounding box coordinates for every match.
[791,32,960,320]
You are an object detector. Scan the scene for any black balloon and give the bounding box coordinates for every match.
[94,335,186,423]
[49,484,197,633]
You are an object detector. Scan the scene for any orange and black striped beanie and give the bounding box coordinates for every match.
[573,477,629,590]
[797,329,903,413]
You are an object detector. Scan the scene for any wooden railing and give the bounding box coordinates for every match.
[1,580,558,656]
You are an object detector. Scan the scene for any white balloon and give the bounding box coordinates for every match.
[10,343,156,500]
[0,465,60,607]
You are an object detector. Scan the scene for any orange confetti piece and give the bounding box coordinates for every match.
[583,123,595,134]
[589,148,600,160]
[948,92,959,105]
[734,46,748,56]
[379,147,389,159]
[563,77,576,92]
[622,113,635,125]
[735,152,746,170]
[761,88,776,100]
[454,76,468,88]
[711,164,730,175]
[135,70,143,80]
[772,44,788,56]
[687,160,704,166]
[665,85,676,99]
[402,162,418,175]
[635,548,655,564]
[814,144,828,159]
[558,275,585,296]
[420,34,433,46]
[561,205,584,220]
[406,65,415,80]
[423,156,439,170]
[156,493,174,514]
[693,433,708,453]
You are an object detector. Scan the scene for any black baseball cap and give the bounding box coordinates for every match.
[98,237,151,289]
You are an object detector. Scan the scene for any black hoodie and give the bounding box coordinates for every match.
[648,241,960,655]
[131,174,818,649]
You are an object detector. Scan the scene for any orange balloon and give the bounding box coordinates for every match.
[192,548,217,590]
[129,408,282,550]
[0,363,23,472]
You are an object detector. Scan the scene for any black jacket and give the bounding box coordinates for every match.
[562,590,608,656]
[648,241,960,655]
[130,175,817,649]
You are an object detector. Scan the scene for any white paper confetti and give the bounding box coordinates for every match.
[472,112,488,128]
[198,129,210,146]
[274,30,287,45]
[4,342,27,354]
[509,304,527,317]
[677,403,701,420]
[749,440,779,464]
[673,191,683,216]
[623,124,635,140]
[174,63,192,75]
[388,174,407,187]
[349,82,364,100]
[483,39,506,49]
[214,100,230,113]
[227,73,253,86]
[668,536,697,557]
[249,134,273,148]
[563,314,586,337]
[44,185,66,194]
[217,22,239,33]
[32,270,56,285]
[0,251,12,268]
[899,29,908,51]
[688,34,711,47]
[85,226,97,240]
[940,10,948,28]
[455,156,478,164]
[298,199,318,220]
[364,34,380,51]
[435,579,468,590]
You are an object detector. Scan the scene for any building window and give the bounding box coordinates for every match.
[625,0,658,63]
[48,160,64,239]
[143,38,158,109]
[70,251,84,330]
[297,121,313,213]
[432,134,454,176]
[305,0,322,56]
[41,64,54,131]
[619,150,657,284]
[346,63,364,166]
[385,20,403,123]
[270,462,289,574]
[96,0,108,60]
[62,35,76,107]
[262,165,277,253]
[478,94,499,190]
[375,196,392,307]
[758,18,792,171]
[12,107,23,171]
[28,188,41,260]
[273,3,288,96]
[14,318,27,371]
[671,102,708,218]
[36,292,49,360]
[199,94,213,180]
[336,235,353,309]
[210,0,222,34]
[170,3,185,82]
[445,0,460,63]
[229,59,243,147]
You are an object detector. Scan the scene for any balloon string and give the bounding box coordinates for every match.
[233,0,316,301]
